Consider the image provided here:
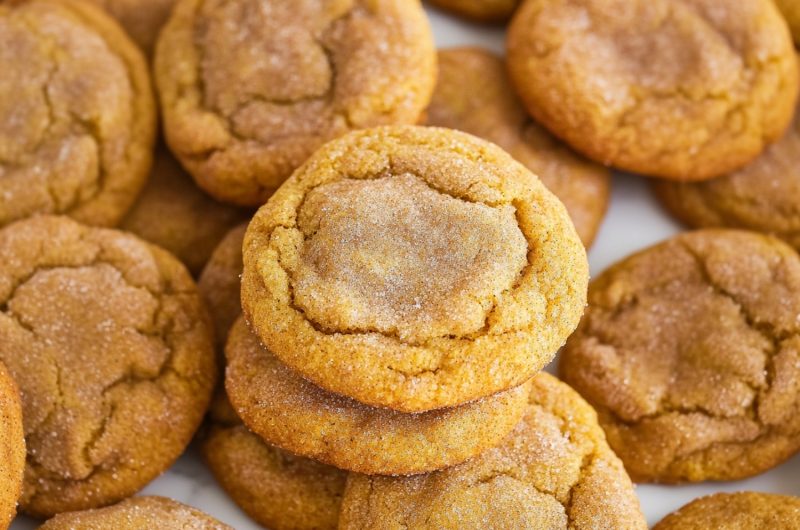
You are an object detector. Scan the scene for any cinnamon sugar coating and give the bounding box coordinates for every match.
[653,492,800,530]
[0,362,24,530]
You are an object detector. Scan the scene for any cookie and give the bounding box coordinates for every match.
[427,0,518,22]
[203,391,346,530]
[653,492,800,530]
[155,0,436,206]
[654,100,800,251]
[338,373,646,530]
[0,0,156,229]
[0,362,24,530]
[776,0,800,45]
[241,125,588,412]
[427,47,610,247]
[38,496,231,529]
[88,0,176,55]
[121,149,249,275]
[560,230,800,483]
[0,216,216,517]
[507,0,799,181]
[226,317,531,475]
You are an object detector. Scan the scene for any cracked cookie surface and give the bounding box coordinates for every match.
[338,373,646,530]
[38,495,232,529]
[225,317,531,475]
[427,0,518,22]
[87,0,177,55]
[241,125,588,412]
[0,216,216,517]
[507,0,799,181]
[203,391,346,530]
[0,361,24,530]
[0,0,156,229]
[560,229,800,482]
[653,492,800,530]
[155,0,436,206]
[427,47,610,247]
[655,96,800,251]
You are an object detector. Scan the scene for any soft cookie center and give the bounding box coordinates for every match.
[291,174,528,343]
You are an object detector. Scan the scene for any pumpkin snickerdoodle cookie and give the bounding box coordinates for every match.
[0,0,156,229]
[427,47,610,247]
[427,0,518,22]
[87,0,176,55]
[203,392,346,530]
[653,492,800,530]
[121,149,249,276]
[507,0,799,181]
[0,216,216,517]
[38,496,232,529]
[0,362,24,530]
[155,0,436,206]
[561,230,800,483]
[338,373,646,530]
[241,125,588,412]
[225,317,531,475]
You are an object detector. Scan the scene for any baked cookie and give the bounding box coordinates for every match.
[155,0,436,206]
[0,362,24,530]
[338,373,646,530]
[121,149,248,275]
[775,0,800,45]
[226,317,531,475]
[203,392,346,530]
[427,0,518,22]
[0,0,156,229]
[561,230,800,483]
[0,216,216,517]
[654,100,800,251]
[507,0,799,181]
[241,125,588,412]
[88,0,176,55]
[653,492,800,530]
[38,496,231,529]
[427,47,610,247]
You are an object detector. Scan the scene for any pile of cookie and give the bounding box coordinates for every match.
[1,0,800,529]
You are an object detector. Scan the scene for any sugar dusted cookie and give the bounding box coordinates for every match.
[0,362,24,530]
[653,492,800,530]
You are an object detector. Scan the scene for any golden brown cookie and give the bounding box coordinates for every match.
[653,492,800,530]
[0,0,156,229]
[88,0,177,55]
[654,101,800,251]
[0,362,24,530]
[507,0,799,181]
[427,0,518,22]
[561,229,800,483]
[241,125,588,412]
[0,215,216,517]
[427,47,610,247]
[203,391,346,530]
[338,373,646,530]
[121,149,249,275]
[155,0,436,206]
[776,0,800,46]
[38,496,231,529]
[226,317,531,475]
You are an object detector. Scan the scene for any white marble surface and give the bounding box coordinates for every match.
[11,6,800,529]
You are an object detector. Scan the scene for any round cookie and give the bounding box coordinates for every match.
[506,0,799,181]
[653,492,800,530]
[38,496,231,529]
[121,149,249,275]
[203,391,346,530]
[155,0,436,206]
[226,317,531,475]
[427,47,610,247]
[654,99,800,251]
[338,373,646,530]
[88,0,177,55]
[0,215,216,517]
[560,229,800,483]
[0,0,156,229]
[0,362,24,530]
[427,0,518,22]
[775,0,800,46]
[241,125,588,413]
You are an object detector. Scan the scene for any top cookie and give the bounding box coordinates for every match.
[507,0,799,181]
[427,0,518,22]
[155,0,436,206]
[427,47,610,247]
[0,362,24,530]
[653,492,800,530]
[241,125,588,412]
[0,0,156,228]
